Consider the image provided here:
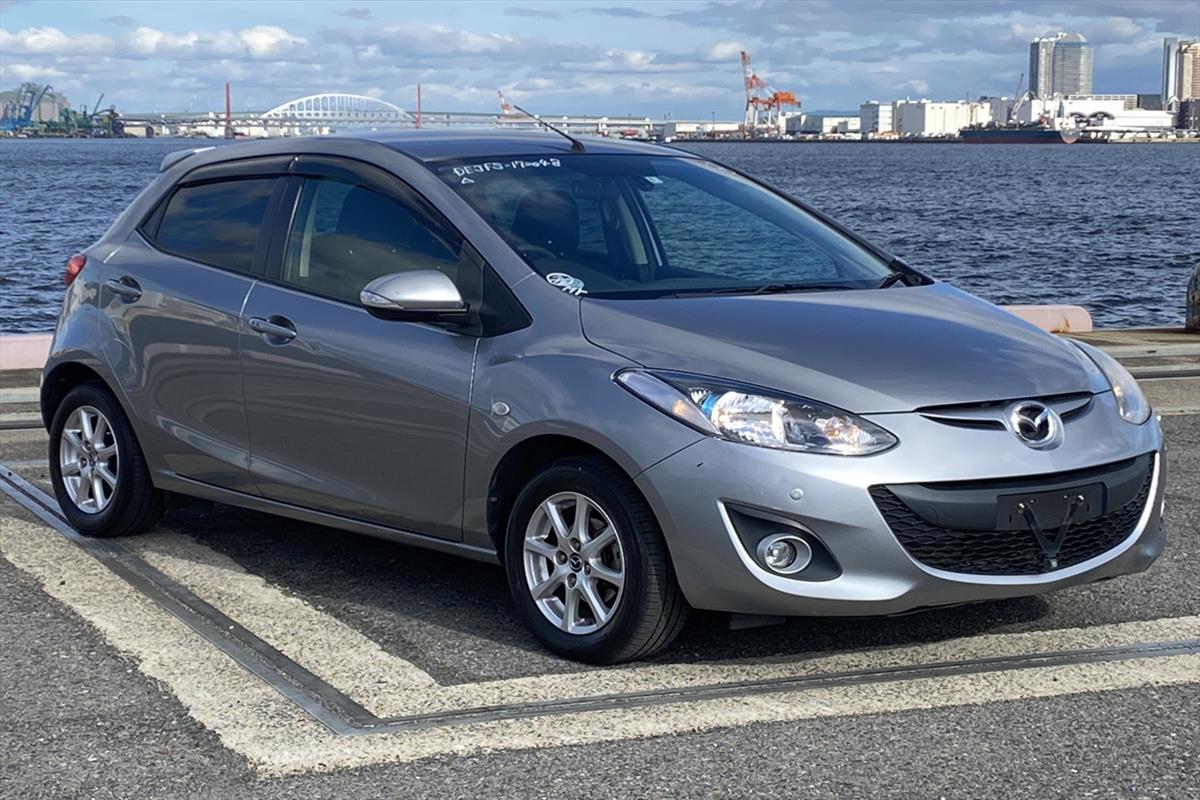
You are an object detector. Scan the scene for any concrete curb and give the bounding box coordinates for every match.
[1003,305,1092,333]
[0,334,52,371]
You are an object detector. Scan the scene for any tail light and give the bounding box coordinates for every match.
[64,253,87,286]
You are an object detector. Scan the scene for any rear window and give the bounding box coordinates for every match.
[151,178,276,272]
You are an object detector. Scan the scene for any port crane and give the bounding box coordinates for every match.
[740,51,798,137]
[0,82,53,133]
[497,90,515,117]
[1010,72,1027,123]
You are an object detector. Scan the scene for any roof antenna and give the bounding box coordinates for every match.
[512,104,585,151]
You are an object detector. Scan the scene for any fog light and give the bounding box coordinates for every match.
[764,539,795,569]
[756,533,813,575]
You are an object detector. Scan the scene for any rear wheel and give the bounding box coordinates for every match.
[48,382,163,537]
[505,456,688,663]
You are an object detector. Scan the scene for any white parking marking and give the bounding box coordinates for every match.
[3,512,1198,775]
[131,531,437,714]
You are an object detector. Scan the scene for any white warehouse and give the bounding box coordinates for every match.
[859,101,894,134]
[892,100,994,136]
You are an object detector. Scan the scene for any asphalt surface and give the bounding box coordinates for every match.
[1,408,1197,798]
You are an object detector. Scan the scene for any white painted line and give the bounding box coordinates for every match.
[361,614,1200,716]
[130,531,437,715]
[3,511,1199,776]
[0,388,39,404]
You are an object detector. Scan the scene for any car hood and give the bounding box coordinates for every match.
[580,283,1102,414]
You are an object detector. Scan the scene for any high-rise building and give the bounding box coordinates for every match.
[1179,41,1200,101]
[1052,34,1093,95]
[1163,38,1200,104]
[1163,37,1180,104]
[1029,35,1057,97]
[1029,32,1093,97]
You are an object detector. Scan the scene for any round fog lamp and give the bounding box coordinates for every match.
[756,533,813,575]
[764,539,796,570]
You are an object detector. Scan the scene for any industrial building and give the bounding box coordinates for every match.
[1017,95,1174,130]
[786,114,859,136]
[0,86,70,125]
[892,99,993,137]
[858,101,893,134]
[1029,33,1094,97]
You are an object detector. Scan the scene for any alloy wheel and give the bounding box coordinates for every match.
[523,491,626,635]
[59,405,120,514]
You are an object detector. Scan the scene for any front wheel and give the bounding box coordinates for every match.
[48,382,163,537]
[504,456,688,663]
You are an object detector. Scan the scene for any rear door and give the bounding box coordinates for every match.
[101,158,289,493]
[239,156,481,539]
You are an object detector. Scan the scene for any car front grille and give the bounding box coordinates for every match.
[870,464,1154,576]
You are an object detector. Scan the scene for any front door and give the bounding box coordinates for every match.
[240,161,480,539]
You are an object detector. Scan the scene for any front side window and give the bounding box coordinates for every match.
[153,178,276,272]
[281,177,466,304]
[435,155,892,298]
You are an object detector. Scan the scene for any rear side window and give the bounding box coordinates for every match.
[152,178,276,272]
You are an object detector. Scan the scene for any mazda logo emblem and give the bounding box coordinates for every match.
[1007,401,1062,449]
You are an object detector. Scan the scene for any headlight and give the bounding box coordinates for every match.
[1070,340,1151,425]
[615,370,898,455]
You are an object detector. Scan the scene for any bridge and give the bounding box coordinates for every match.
[117,91,662,139]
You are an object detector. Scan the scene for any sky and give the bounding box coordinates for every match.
[2,0,1198,118]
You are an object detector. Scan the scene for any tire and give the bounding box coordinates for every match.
[48,382,163,537]
[504,455,688,663]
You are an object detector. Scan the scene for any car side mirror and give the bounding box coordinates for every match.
[360,270,468,320]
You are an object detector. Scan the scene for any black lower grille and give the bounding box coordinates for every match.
[871,464,1154,576]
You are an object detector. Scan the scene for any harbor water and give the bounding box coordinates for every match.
[2,137,1197,333]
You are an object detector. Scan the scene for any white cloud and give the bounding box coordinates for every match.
[124,25,307,59]
[0,26,114,54]
[1,62,69,81]
[326,23,521,58]
[698,40,745,62]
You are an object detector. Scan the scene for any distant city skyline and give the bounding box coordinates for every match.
[1,0,1199,117]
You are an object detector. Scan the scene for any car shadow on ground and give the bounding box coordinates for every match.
[159,499,1052,678]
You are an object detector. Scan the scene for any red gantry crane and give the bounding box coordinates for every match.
[740,50,799,138]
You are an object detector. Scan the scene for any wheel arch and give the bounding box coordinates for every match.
[486,434,639,560]
[40,361,119,430]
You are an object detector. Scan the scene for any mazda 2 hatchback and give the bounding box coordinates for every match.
[42,131,1165,662]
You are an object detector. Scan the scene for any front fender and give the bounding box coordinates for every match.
[461,334,704,550]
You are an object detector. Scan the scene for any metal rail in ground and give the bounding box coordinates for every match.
[3,462,1198,737]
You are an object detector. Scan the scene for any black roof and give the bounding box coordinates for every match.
[356,129,690,161]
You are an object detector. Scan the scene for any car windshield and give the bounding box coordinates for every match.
[433,153,894,298]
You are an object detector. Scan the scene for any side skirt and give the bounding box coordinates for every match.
[153,471,501,565]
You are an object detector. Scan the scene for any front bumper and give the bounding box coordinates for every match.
[635,392,1166,617]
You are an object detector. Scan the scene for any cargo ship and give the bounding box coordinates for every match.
[960,125,1080,144]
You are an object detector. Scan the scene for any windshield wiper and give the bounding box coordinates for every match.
[669,283,862,297]
[750,282,858,295]
[877,272,909,289]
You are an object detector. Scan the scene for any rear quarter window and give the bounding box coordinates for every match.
[150,178,277,273]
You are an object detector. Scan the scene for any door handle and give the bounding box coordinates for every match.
[105,277,142,301]
[248,316,297,342]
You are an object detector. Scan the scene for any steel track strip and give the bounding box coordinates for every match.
[0,464,371,735]
[2,462,1197,738]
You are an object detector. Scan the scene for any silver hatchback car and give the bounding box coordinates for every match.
[42,131,1165,662]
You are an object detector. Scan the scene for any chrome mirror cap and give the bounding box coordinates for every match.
[360,270,467,316]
